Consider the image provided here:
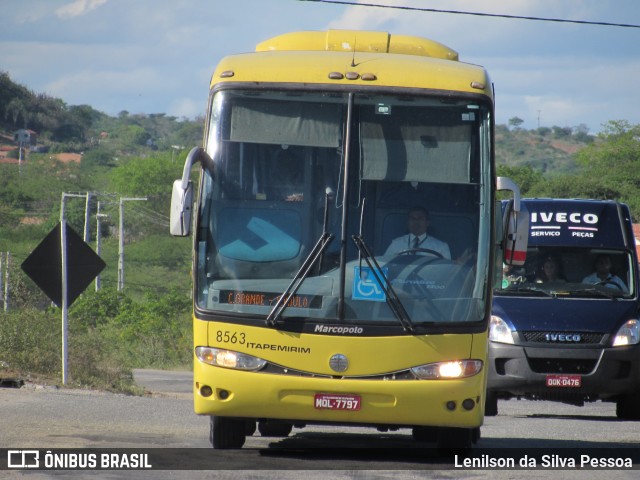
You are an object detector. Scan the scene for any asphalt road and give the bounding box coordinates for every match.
[1,369,638,479]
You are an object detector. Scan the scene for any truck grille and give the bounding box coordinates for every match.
[522,331,604,345]
[527,358,597,374]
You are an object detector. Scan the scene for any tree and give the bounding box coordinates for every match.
[508,117,524,130]
[536,127,551,137]
[108,151,182,197]
[552,126,572,138]
[527,173,621,202]
[569,121,640,217]
[576,121,640,184]
[5,97,28,127]
[113,124,150,146]
[496,165,544,196]
[572,123,593,144]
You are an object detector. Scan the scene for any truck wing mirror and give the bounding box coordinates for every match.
[497,177,528,266]
[169,147,213,237]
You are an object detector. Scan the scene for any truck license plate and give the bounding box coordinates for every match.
[314,393,361,411]
[546,374,581,388]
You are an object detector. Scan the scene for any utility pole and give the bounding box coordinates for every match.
[171,145,184,163]
[84,192,92,243]
[0,252,4,311]
[118,197,147,291]
[95,201,109,291]
[18,141,23,175]
[1,251,8,312]
[3,252,8,312]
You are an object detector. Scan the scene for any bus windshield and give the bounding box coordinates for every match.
[195,89,493,328]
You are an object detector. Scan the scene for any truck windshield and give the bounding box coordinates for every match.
[498,247,634,298]
[194,89,493,327]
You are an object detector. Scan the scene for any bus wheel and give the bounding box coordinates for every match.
[258,420,293,437]
[436,427,473,456]
[472,427,481,444]
[412,426,439,443]
[209,416,246,449]
[485,391,498,417]
[616,392,640,420]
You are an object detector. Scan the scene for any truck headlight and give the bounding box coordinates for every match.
[195,346,267,370]
[489,315,515,344]
[411,360,483,379]
[612,319,640,346]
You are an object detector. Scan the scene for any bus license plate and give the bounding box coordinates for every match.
[314,393,361,411]
[546,375,581,388]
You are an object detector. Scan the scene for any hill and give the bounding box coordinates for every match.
[495,124,594,174]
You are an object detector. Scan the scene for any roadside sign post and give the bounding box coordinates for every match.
[21,193,105,385]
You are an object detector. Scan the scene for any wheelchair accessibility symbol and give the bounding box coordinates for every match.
[352,266,388,302]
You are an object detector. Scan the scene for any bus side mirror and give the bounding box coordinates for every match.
[169,147,213,237]
[497,177,528,266]
[170,179,193,236]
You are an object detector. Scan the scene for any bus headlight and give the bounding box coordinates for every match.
[489,315,514,344]
[612,319,640,347]
[411,360,483,379]
[195,346,267,371]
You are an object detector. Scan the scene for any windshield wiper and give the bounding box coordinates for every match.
[566,287,621,299]
[501,284,625,300]
[266,188,336,327]
[266,232,334,327]
[352,234,415,334]
[498,285,555,297]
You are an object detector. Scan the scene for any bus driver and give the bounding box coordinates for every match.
[384,206,451,259]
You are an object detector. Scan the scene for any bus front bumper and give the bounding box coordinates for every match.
[193,361,485,428]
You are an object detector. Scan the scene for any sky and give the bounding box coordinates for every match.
[2,0,640,133]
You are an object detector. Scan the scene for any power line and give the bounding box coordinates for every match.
[128,203,170,221]
[299,0,640,29]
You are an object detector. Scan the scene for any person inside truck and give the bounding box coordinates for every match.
[535,255,566,283]
[582,254,628,292]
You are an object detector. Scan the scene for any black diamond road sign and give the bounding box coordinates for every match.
[21,222,106,307]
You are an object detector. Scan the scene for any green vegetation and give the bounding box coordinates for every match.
[1,72,197,392]
[1,72,640,393]
[497,120,640,218]
[0,288,191,393]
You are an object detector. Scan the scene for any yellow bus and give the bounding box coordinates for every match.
[170,30,527,451]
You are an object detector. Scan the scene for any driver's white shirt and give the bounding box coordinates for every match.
[384,233,451,259]
[582,272,628,292]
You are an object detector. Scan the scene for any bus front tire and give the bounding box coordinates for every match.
[209,416,246,449]
[413,426,478,453]
[436,427,473,456]
[485,391,498,417]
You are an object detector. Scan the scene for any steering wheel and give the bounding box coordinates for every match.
[394,248,444,259]
[597,280,623,290]
[385,248,446,280]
